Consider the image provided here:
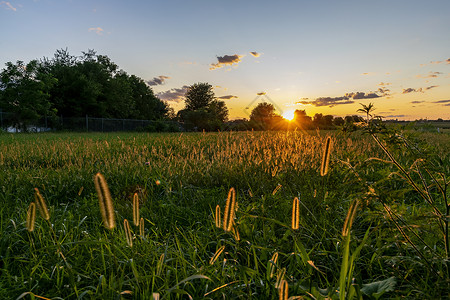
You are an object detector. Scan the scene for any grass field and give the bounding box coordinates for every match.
[0,129,449,299]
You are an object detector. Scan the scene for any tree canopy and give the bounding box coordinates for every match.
[0,49,170,130]
[177,82,229,131]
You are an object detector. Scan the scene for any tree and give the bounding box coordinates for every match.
[249,102,276,130]
[39,49,168,120]
[0,60,56,131]
[180,82,229,131]
[184,83,215,111]
[293,109,312,129]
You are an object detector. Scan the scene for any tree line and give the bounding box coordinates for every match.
[227,102,362,131]
[1,48,362,132]
[0,49,171,131]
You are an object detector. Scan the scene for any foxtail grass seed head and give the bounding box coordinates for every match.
[231,223,240,241]
[268,252,279,278]
[139,217,144,237]
[26,202,36,232]
[215,204,221,228]
[342,200,360,237]
[275,268,286,289]
[223,187,236,232]
[291,197,300,230]
[34,188,50,220]
[210,245,225,265]
[124,219,133,247]
[272,184,282,195]
[278,279,288,300]
[156,253,164,276]
[320,136,332,176]
[133,193,139,226]
[94,173,116,230]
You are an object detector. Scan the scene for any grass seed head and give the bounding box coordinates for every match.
[275,268,286,289]
[210,245,225,265]
[215,204,221,228]
[222,187,236,232]
[124,219,133,247]
[342,199,359,237]
[26,202,36,232]
[291,197,300,230]
[272,184,282,195]
[94,173,116,230]
[133,193,139,226]
[268,252,279,278]
[34,188,50,220]
[278,279,288,300]
[139,217,144,237]
[320,136,332,176]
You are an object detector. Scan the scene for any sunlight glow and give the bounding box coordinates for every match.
[283,110,295,121]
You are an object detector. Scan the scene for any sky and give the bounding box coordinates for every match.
[1,0,449,120]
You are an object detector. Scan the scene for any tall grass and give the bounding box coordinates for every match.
[0,130,448,298]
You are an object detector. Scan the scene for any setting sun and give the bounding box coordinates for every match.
[283,110,295,121]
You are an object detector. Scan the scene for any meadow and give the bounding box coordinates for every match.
[0,129,448,299]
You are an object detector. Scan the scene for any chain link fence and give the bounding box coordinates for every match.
[0,111,180,132]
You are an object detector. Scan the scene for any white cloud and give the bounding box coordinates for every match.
[0,1,17,11]
[88,27,104,35]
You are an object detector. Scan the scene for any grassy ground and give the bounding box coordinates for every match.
[0,130,449,299]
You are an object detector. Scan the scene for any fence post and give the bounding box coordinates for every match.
[86,115,89,132]
[0,108,3,129]
[102,118,104,132]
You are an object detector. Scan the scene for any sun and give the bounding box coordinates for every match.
[282,110,295,121]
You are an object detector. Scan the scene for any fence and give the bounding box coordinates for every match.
[0,111,180,132]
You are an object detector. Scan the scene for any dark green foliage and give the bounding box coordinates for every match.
[0,49,170,129]
[178,83,229,131]
[0,60,57,131]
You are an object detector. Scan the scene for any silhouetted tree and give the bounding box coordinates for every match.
[249,102,276,130]
[293,109,312,129]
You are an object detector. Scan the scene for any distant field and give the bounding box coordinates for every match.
[0,130,448,299]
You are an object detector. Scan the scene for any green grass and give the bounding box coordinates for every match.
[0,130,449,299]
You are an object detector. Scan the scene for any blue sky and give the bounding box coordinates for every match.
[1,0,449,120]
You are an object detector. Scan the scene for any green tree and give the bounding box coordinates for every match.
[180,83,229,131]
[0,60,56,131]
[40,49,168,120]
[184,83,215,111]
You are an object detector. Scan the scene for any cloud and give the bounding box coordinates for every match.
[430,59,450,65]
[147,75,170,86]
[361,72,375,76]
[250,52,261,57]
[88,27,104,35]
[432,99,450,106]
[0,1,16,11]
[402,86,438,94]
[416,71,443,78]
[156,85,189,102]
[410,100,424,104]
[402,88,416,94]
[378,82,391,86]
[378,87,390,95]
[210,54,243,70]
[257,92,266,95]
[217,95,238,100]
[296,91,383,107]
